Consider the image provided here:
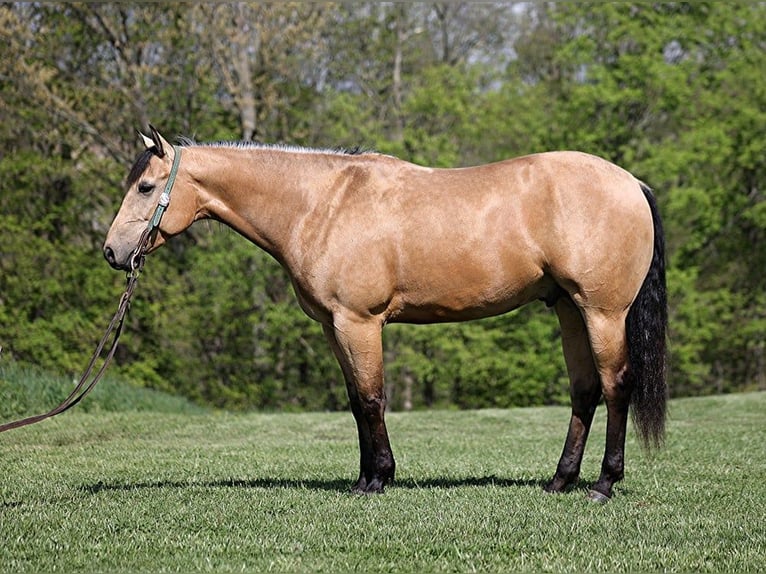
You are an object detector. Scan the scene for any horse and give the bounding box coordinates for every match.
[104,126,667,502]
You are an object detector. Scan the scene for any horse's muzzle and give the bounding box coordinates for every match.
[103,245,127,271]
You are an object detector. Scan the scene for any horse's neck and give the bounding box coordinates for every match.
[190,146,335,263]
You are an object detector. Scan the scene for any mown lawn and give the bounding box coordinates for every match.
[1,392,764,573]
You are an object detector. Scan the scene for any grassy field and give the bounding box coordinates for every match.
[1,383,764,572]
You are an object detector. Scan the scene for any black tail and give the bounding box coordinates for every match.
[626,183,668,449]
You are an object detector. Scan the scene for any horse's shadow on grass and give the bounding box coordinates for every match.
[81,475,589,496]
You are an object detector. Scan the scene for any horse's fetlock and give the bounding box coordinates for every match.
[374,450,396,480]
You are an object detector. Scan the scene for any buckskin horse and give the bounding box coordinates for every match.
[104,126,667,502]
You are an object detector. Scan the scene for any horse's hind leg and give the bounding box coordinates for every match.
[322,318,395,494]
[582,310,632,502]
[545,296,602,493]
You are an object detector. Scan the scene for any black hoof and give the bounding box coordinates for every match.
[351,485,385,494]
[543,473,578,494]
[587,489,611,503]
[350,475,387,494]
[543,482,561,494]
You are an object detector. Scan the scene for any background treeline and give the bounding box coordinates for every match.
[1,2,764,412]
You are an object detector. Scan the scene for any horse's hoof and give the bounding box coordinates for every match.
[543,483,562,494]
[350,478,386,495]
[587,489,611,504]
[543,475,575,494]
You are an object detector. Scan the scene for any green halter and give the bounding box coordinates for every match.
[148,145,182,232]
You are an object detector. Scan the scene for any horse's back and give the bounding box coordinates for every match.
[307,151,654,324]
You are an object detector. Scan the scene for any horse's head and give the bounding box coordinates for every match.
[103,126,196,270]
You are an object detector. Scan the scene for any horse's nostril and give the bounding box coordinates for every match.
[104,246,116,267]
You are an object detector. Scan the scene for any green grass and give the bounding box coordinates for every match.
[1,391,765,573]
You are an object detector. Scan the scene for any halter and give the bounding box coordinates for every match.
[149,145,182,230]
[128,145,182,273]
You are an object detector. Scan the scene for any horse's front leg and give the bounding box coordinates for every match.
[323,318,395,493]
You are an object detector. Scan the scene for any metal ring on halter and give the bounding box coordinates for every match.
[128,248,144,274]
[127,227,150,275]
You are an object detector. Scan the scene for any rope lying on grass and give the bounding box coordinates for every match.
[0,242,147,433]
[0,144,181,433]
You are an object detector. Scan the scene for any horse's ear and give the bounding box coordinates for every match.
[139,130,156,152]
[148,124,167,158]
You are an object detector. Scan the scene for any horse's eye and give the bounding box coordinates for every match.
[138,182,155,195]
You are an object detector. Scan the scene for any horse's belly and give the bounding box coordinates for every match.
[389,261,553,324]
[391,299,524,324]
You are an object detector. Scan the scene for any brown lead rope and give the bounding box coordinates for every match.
[0,242,146,433]
[0,145,181,434]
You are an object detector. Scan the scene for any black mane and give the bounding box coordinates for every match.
[126,148,154,188]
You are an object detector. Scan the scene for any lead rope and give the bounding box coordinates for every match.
[0,146,181,433]
[0,251,143,432]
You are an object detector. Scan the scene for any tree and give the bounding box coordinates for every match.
[193,3,330,142]
[1,2,764,413]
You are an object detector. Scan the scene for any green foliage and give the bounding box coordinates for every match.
[1,393,764,572]
[385,307,568,411]
[0,236,112,374]
[1,3,764,411]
